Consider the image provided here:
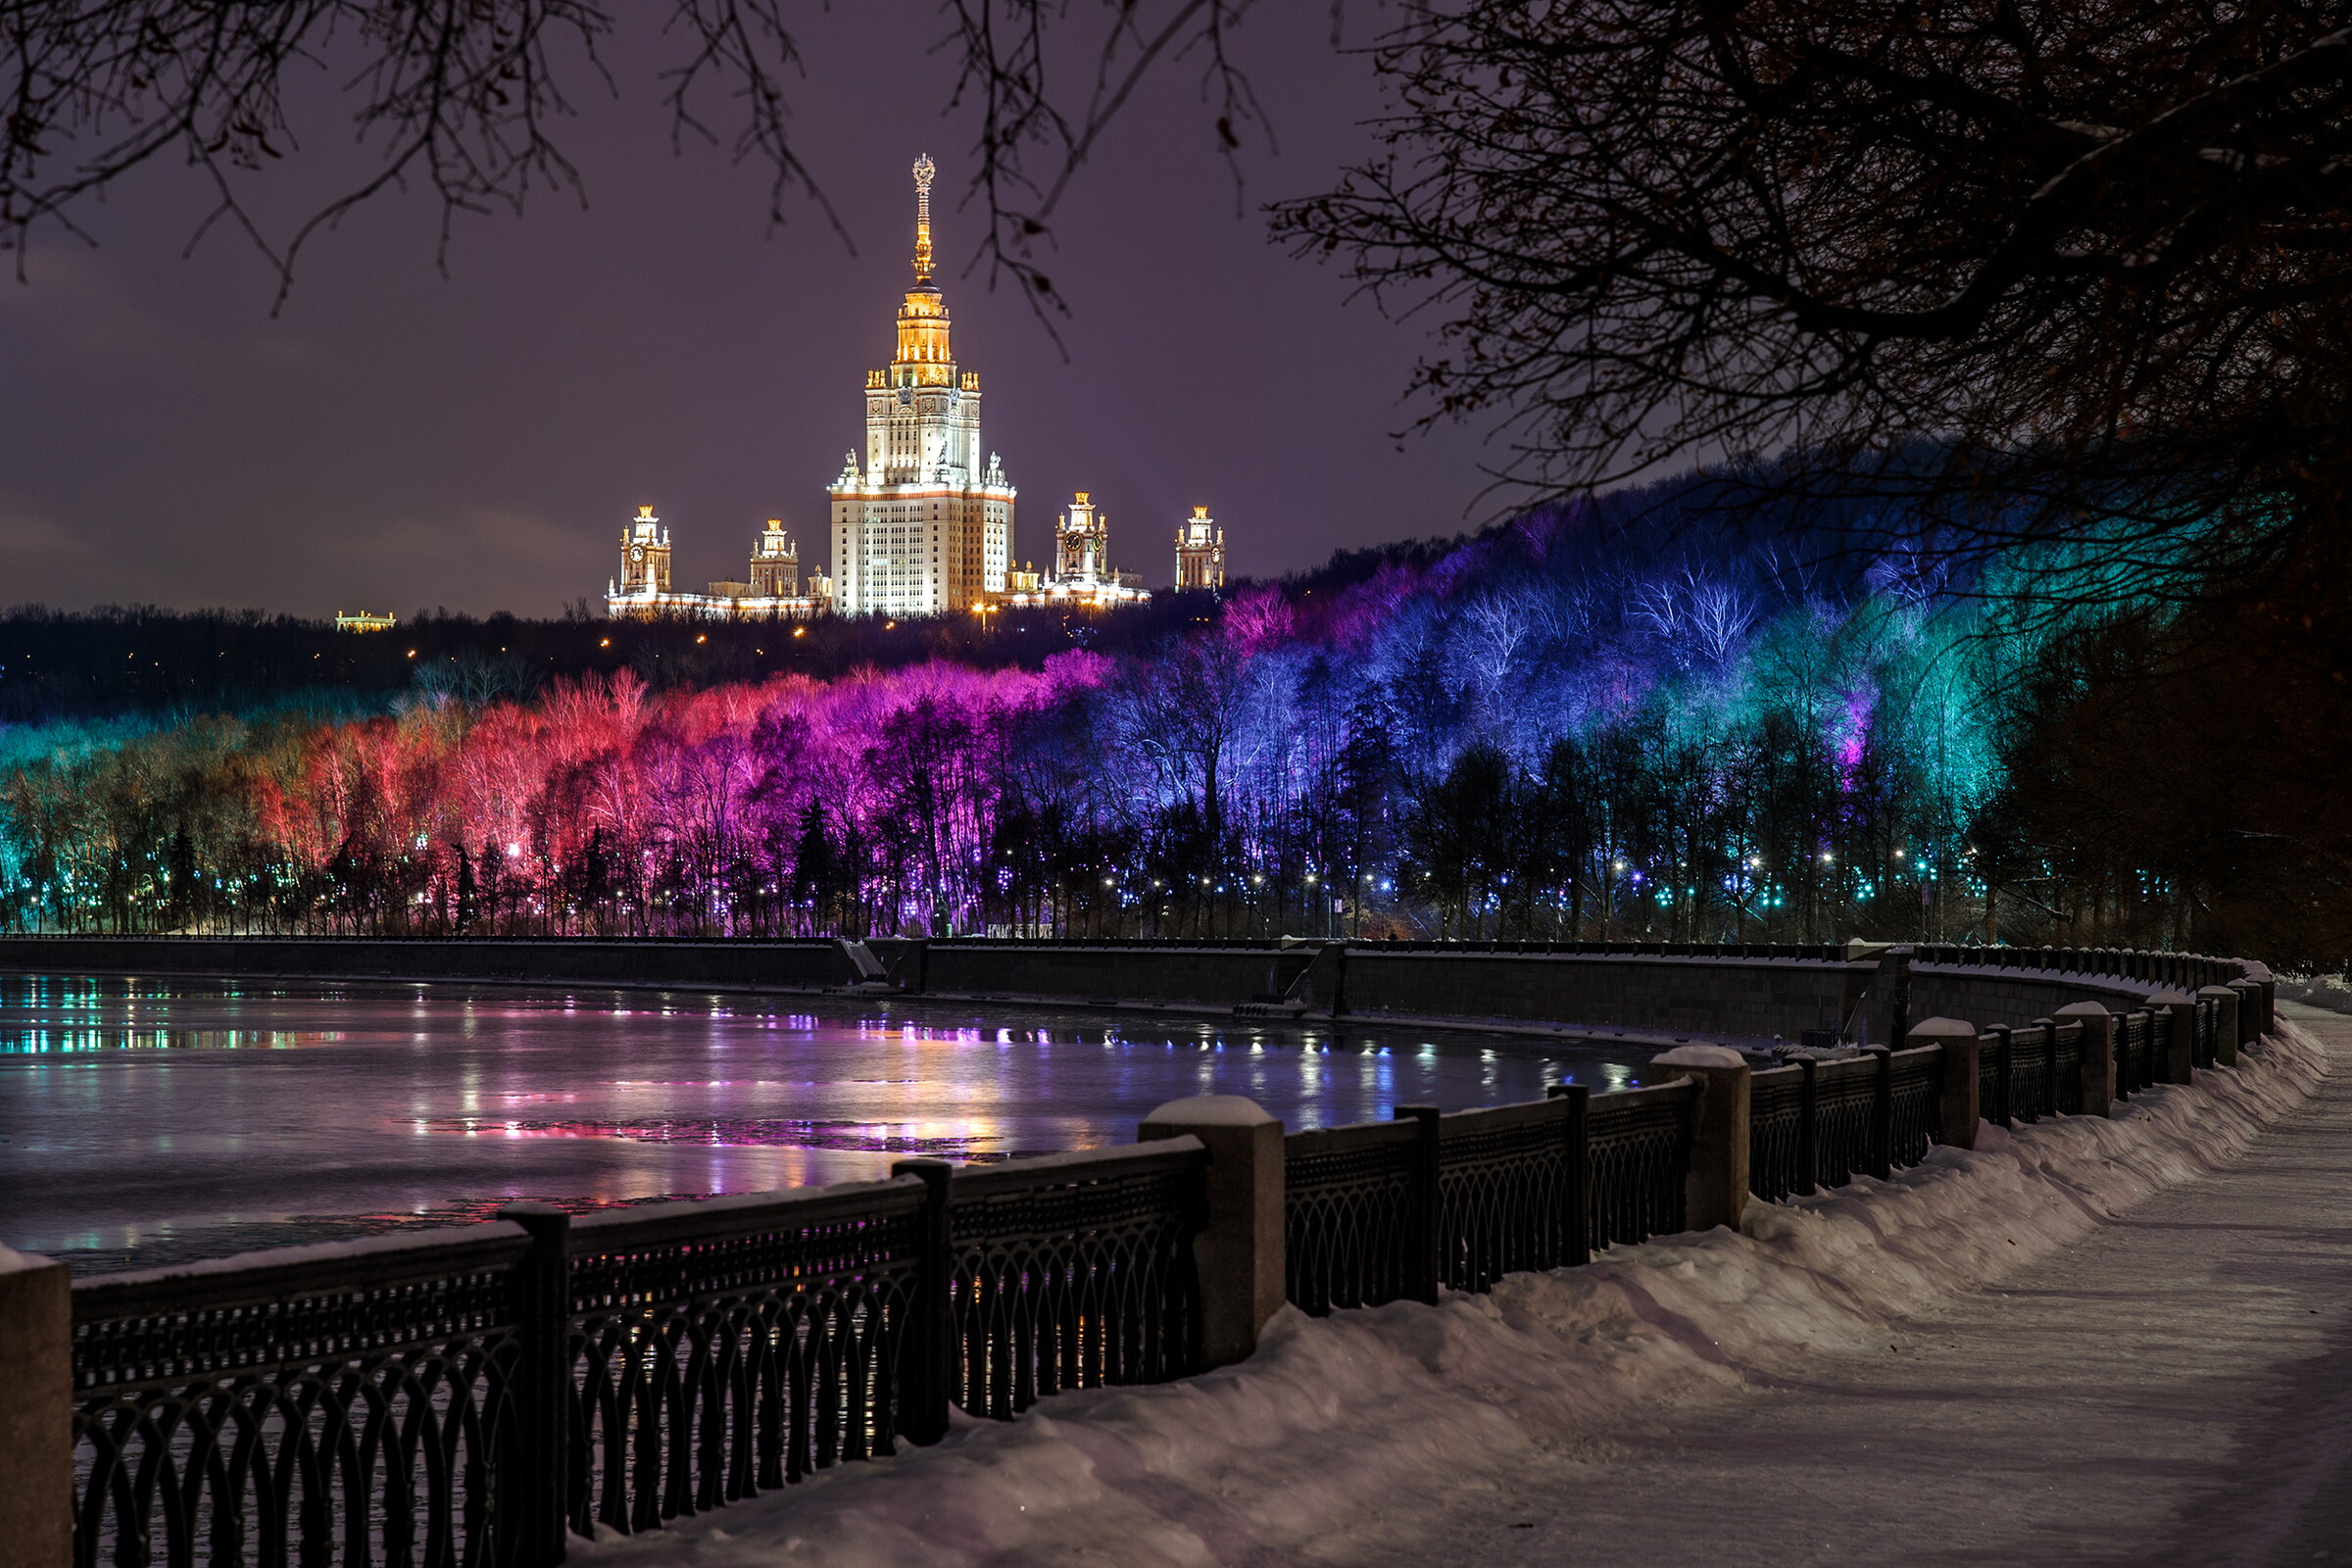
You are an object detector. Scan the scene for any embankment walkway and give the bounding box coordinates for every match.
[1372,1003,2352,1568]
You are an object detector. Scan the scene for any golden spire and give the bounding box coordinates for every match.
[911,153,936,283]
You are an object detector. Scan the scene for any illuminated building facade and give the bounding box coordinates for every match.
[1174,506,1224,591]
[334,611,397,632]
[1006,491,1151,610]
[607,507,831,620]
[828,155,1014,617]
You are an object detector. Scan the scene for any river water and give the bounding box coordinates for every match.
[0,972,1663,1274]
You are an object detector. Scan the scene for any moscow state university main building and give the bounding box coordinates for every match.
[825,156,1014,617]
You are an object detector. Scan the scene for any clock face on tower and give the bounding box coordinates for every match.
[631,547,645,562]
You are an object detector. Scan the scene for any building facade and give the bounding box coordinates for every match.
[1174,506,1224,590]
[1005,491,1151,610]
[827,156,1014,617]
[607,508,831,620]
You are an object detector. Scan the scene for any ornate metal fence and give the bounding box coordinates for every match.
[1283,1078,1689,1315]
[1887,1046,1941,1166]
[1282,1120,1420,1314]
[945,1145,1206,1420]
[1811,1054,1887,1187]
[564,1180,929,1538]
[68,1146,1208,1568]
[1438,1094,1585,1294]
[71,1226,536,1568]
[2051,1021,2084,1115]
[1585,1081,1695,1247]
[2117,1010,2152,1095]
[1747,1064,1808,1202]
[1747,1052,1906,1200]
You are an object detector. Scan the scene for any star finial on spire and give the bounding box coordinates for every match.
[911,154,937,282]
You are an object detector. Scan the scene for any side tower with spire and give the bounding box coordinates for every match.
[826,155,1015,616]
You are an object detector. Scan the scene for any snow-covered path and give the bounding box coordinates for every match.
[1350,1003,2352,1568]
[583,1009,2343,1568]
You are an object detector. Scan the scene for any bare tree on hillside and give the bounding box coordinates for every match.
[1273,0,2352,616]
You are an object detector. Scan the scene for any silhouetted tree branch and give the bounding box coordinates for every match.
[1272,0,2352,612]
[0,1,1268,315]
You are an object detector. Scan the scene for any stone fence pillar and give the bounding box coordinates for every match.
[2146,990,2196,1083]
[1909,1017,1982,1150]
[2197,985,2241,1068]
[1651,1046,1748,1232]
[1140,1096,1285,1369]
[0,1252,73,1568]
[2054,1002,2115,1117]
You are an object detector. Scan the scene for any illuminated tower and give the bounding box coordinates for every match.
[748,518,799,598]
[827,155,1014,616]
[1175,506,1224,591]
[616,506,670,594]
[1055,492,1109,583]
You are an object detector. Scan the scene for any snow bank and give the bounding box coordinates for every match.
[581,1026,2327,1568]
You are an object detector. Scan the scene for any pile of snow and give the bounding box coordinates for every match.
[583,1026,2327,1568]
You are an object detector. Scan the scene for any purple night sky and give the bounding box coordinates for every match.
[0,6,1492,618]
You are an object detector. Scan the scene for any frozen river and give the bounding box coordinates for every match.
[0,972,1660,1274]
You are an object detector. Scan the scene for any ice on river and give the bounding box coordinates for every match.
[0,972,1653,1271]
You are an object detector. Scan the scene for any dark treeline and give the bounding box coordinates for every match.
[0,592,1231,723]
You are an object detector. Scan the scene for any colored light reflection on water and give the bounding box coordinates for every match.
[0,972,1657,1274]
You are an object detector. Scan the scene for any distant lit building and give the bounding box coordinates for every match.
[606,507,831,620]
[1006,492,1151,610]
[828,155,1014,617]
[1174,506,1224,591]
[334,611,397,632]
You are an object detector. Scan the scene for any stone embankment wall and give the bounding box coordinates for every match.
[0,935,2212,1042]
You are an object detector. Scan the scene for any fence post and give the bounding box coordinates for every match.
[1393,1104,1443,1304]
[2197,986,2241,1068]
[500,1203,573,1567]
[0,1253,71,1568]
[2055,1002,2115,1117]
[2147,990,2196,1083]
[1140,1097,1286,1367]
[1868,1046,1893,1179]
[1546,1084,1591,1266]
[887,1160,955,1444]
[1650,1046,1749,1232]
[1909,1017,1982,1150]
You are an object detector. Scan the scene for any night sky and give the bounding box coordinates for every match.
[0,6,1491,619]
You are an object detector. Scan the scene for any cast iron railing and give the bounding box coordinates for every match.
[1282,1077,1690,1315]
[1584,1080,1696,1249]
[563,1179,929,1539]
[944,1144,1205,1420]
[1281,1119,1420,1313]
[71,1227,535,1568]
[67,1144,1207,1568]
[1438,1094,1586,1294]
[1887,1046,1940,1166]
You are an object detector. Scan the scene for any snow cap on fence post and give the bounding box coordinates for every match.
[1908,1017,1983,1150]
[0,1249,73,1568]
[2055,1003,2116,1117]
[1140,1096,1284,1370]
[1650,1046,1748,1233]
[2146,991,2197,1083]
[2197,986,2241,1068]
